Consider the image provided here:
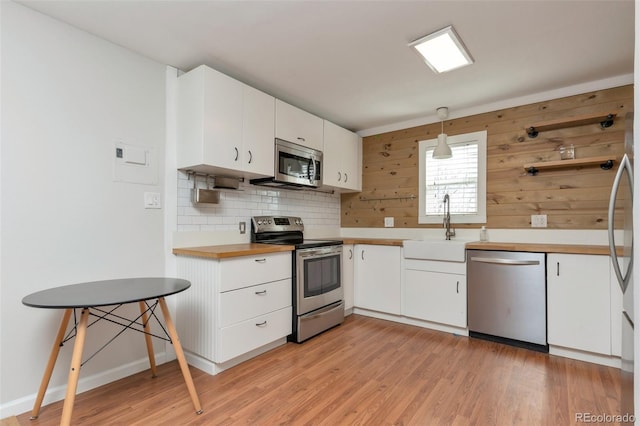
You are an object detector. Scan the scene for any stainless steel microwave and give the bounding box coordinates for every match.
[251,139,322,188]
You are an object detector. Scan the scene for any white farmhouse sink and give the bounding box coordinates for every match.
[403,239,469,262]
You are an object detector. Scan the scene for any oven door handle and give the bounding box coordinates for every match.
[298,247,342,258]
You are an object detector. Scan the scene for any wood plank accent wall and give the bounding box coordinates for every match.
[341,85,634,229]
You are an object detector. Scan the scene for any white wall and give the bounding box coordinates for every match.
[0,2,167,416]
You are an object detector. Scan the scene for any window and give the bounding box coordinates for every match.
[418,130,487,224]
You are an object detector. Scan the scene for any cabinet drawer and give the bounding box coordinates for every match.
[216,306,292,363]
[219,252,291,292]
[219,278,291,327]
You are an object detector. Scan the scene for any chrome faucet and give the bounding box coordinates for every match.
[443,194,456,240]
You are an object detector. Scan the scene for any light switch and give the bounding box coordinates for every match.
[384,217,394,228]
[144,192,161,209]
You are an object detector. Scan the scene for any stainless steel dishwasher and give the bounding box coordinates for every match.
[467,250,547,351]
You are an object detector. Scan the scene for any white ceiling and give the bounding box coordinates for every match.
[18,0,635,135]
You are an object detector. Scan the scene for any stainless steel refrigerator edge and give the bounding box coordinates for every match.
[609,112,634,420]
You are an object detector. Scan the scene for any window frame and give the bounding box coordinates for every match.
[418,130,487,224]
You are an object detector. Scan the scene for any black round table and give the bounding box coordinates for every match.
[22,277,202,425]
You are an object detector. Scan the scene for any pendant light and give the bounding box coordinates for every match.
[433,107,452,159]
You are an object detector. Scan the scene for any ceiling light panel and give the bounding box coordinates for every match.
[409,26,474,73]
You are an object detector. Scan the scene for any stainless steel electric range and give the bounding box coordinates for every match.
[251,216,344,343]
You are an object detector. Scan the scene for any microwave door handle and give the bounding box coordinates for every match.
[608,154,634,292]
[307,158,313,180]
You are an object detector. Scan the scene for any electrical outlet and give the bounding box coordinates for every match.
[384,217,394,228]
[239,221,246,234]
[531,214,547,228]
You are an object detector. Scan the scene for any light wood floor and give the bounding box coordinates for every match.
[17,314,622,425]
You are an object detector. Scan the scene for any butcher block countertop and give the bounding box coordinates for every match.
[172,243,295,259]
[338,238,404,246]
[465,241,613,256]
[172,240,614,259]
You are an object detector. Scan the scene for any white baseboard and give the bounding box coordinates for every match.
[352,308,469,336]
[549,345,621,368]
[0,352,169,418]
[184,338,288,376]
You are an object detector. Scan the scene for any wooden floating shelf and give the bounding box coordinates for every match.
[523,156,616,175]
[525,112,617,138]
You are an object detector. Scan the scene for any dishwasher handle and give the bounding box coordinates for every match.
[470,257,540,266]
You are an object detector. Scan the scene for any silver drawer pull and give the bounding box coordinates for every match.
[255,290,267,295]
[255,321,267,327]
[470,257,540,266]
[254,258,267,263]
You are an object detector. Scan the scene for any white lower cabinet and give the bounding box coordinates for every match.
[175,252,292,372]
[354,245,401,315]
[217,306,292,363]
[342,244,355,312]
[403,260,466,328]
[547,253,611,355]
[610,262,623,357]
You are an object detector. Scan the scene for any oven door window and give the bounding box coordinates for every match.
[304,254,341,297]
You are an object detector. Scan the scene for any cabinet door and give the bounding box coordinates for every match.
[547,254,611,354]
[342,244,355,311]
[242,85,275,177]
[610,262,623,357]
[202,67,244,170]
[177,65,243,172]
[354,245,401,314]
[404,270,466,327]
[323,120,361,191]
[275,99,323,151]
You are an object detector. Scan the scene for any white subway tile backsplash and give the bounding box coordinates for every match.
[176,171,340,232]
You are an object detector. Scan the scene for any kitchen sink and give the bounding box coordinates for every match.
[403,239,469,262]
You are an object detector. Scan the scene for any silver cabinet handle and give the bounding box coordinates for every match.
[557,262,560,276]
[456,281,459,294]
[470,257,540,266]
[254,258,267,263]
[255,290,267,295]
[344,173,348,183]
[297,137,306,142]
[234,147,239,161]
[609,153,633,293]
[255,321,267,327]
[349,249,353,260]
[361,250,365,261]
[248,150,252,164]
[338,172,342,182]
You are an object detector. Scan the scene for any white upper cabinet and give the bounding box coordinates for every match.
[242,85,275,177]
[275,99,324,151]
[323,120,361,191]
[177,65,274,178]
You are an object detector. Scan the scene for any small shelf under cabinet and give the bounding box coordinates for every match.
[524,156,616,175]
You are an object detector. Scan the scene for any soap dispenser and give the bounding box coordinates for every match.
[480,226,488,242]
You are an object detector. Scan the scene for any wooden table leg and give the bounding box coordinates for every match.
[138,301,157,378]
[30,308,73,419]
[60,307,90,426]
[158,297,203,414]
